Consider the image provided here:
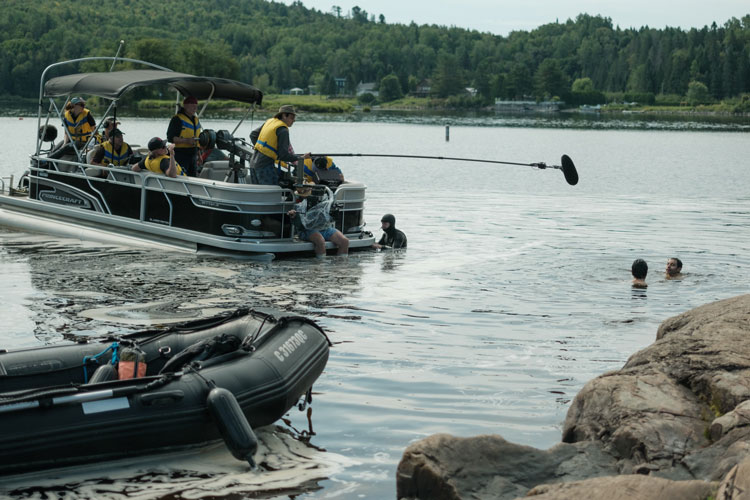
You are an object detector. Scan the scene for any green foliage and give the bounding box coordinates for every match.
[432,53,464,98]
[357,92,376,104]
[1,0,749,107]
[623,92,656,105]
[655,94,685,106]
[733,94,750,113]
[687,81,711,106]
[568,91,606,105]
[572,77,595,93]
[534,59,568,99]
[379,74,403,102]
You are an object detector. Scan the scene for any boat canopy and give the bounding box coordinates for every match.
[44,69,263,104]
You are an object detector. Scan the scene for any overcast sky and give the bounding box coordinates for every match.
[276,0,748,36]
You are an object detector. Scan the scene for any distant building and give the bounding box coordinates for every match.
[494,99,561,112]
[334,77,347,95]
[412,79,431,98]
[290,87,304,95]
[356,81,378,97]
[464,87,478,97]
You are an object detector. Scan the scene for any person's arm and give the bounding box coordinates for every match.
[392,232,407,249]
[132,158,145,172]
[372,233,386,249]
[164,144,178,177]
[330,163,344,181]
[249,125,262,145]
[166,115,186,144]
[276,127,310,163]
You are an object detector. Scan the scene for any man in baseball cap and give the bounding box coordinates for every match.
[166,95,202,176]
[132,137,184,177]
[248,105,311,185]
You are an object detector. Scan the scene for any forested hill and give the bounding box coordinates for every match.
[2,0,749,104]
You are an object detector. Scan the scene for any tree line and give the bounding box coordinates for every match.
[1,0,749,106]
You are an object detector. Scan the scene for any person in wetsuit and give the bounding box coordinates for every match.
[372,213,407,250]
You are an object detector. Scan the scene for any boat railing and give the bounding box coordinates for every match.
[26,153,368,239]
[27,154,298,221]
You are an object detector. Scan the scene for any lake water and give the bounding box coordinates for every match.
[1,113,749,499]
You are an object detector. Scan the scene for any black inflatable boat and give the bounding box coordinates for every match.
[0,308,330,475]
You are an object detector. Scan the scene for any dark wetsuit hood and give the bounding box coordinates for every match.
[381,213,396,235]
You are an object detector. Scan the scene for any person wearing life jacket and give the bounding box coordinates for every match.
[249,105,310,185]
[372,213,407,250]
[90,129,133,167]
[94,117,120,145]
[303,156,344,184]
[62,96,96,145]
[167,95,202,177]
[132,137,185,178]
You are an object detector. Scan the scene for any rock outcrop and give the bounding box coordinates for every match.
[397,294,750,499]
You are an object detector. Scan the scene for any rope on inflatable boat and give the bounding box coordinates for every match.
[82,342,119,383]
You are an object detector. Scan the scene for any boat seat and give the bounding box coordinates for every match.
[111,169,142,185]
[85,167,105,178]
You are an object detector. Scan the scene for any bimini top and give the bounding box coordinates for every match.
[44,69,263,104]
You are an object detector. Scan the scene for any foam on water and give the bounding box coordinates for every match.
[0,426,355,499]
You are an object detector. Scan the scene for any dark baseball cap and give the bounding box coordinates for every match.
[147,137,167,151]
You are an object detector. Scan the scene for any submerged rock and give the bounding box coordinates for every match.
[396,294,750,499]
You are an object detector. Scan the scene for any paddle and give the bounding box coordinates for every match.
[312,153,579,186]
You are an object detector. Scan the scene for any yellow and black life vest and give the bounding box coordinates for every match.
[303,157,339,182]
[101,141,131,166]
[174,112,202,148]
[63,108,94,143]
[253,118,287,160]
[144,154,185,176]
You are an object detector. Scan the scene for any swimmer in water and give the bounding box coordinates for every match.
[631,258,648,288]
[665,257,683,279]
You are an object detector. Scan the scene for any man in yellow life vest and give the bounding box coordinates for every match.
[249,105,310,185]
[167,95,202,177]
[90,129,133,167]
[132,137,184,178]
[62,96,96,145]
[95,117,120,145]
[303,156,344,184]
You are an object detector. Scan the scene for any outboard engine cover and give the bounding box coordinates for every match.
[206,386,258,467]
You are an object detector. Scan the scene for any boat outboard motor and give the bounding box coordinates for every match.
[206,386,258,467]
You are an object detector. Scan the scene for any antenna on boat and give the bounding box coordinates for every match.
[109,40,125,72]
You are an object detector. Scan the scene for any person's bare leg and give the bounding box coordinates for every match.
[309,232,326,257]
[330,230,349,255]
